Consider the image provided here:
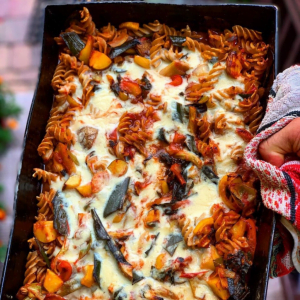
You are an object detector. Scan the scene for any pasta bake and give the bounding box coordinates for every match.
[17,7,270,300]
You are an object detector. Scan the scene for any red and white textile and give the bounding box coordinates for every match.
[245,65,300,277]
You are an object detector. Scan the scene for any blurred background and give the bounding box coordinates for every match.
[0,0,299,299]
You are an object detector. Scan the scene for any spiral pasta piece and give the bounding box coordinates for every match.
[93,36,108,54]
[244,105,263,134]
[48,124,73,144]
[178,216,211,248]
[197,116,211,142]
[150,34,166,68]
[80,7,96,36]
[212,86,244,102]
[233,25,262,41]
[37,135,54,157]
[230,145,244,162]
[132,20,163,37]
[152,45,184,66]
[183,37,227,61]
[51,62,67,90]
[147,94,162,106]
[33,168,57,184]
[23,251,46,285]
[234,91,260,113]
[77,62,94,107]
[160,24,177,36]
[214,113,227,135]
[117,107,159,156]
[36,189,56,220]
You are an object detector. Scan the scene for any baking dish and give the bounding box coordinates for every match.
[0,2,278,299]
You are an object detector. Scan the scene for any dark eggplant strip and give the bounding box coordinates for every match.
[145,233,160,257]
[93,253,102,288]
[52,192,69,236]
[202,166,219,184]
[109,39,141,59]
[172,102,184,123]
[103,177,130,218]
[92,209,142,283]
[169,36,186,47]
[157,128,168,144]
[91,209,110,240]
[61,32,85,56]
[185,134,198,154]
[132,270,144,285]
[165,233,183,256]
[164,233,183,256]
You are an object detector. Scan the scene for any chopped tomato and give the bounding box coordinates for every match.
[57,260,72,281]
[169,75,183,86]
[173,132,186,144]
[168,143,183,154]
[120,80,142,97]
[78,213,88,227]
[108,128,118,142]
[170,164,186,185]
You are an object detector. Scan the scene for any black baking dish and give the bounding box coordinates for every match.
[0,2,278,300]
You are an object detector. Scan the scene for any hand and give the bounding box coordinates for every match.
[258,118,300,167]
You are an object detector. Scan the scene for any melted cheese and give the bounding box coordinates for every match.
[49,49,249,300]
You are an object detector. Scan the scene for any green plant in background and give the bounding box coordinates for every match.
[0,81,21,153]
[0,77,21,262]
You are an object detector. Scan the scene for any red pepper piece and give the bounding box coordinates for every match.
[170,163,186,185]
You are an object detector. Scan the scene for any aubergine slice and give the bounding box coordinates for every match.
[172,102,184,123]
[52,192,69,236]
[202,165,219,184]
[93,253,102,288]
[157,128,169,144]
[169,36,187,47]
[164,233,183,256]
[103,177,130,217]
[109,39,141,59]
[61,32,85,56]
[132,270,144,285]
[91,209,110,240]
[185,134,198,154]
[91,209,138,282]
[77,126,98,150]
[145,232,160,257]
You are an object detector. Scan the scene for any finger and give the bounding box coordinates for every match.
[258,118,300,167]
[259,138,285,167]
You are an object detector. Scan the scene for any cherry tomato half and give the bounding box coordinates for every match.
[169,74,183,86]
[57,260,72,282]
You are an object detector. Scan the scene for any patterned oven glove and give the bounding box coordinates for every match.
[245,65,300,277]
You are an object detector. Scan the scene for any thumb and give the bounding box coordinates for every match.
[258,118,300,167]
